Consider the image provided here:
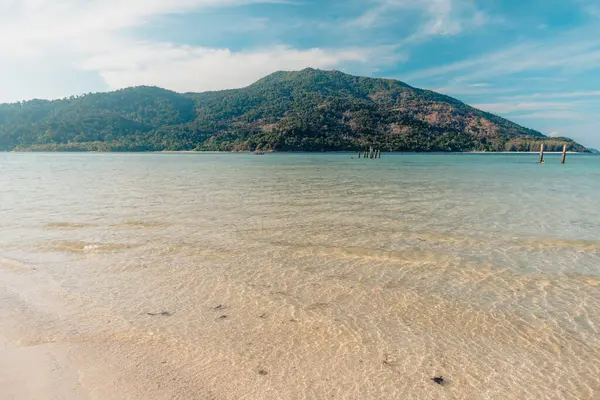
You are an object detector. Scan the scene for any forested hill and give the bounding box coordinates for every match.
[0,68,588,152]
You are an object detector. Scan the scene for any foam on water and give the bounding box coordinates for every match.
[0,152,599,399]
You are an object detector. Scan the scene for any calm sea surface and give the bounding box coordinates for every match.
[1,152,599,399]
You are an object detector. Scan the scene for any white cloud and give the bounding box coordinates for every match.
[500,90,600,101]
[0,0,275,57]
[513,111,588,120]
[82,42,378,92]
[403,29,600,83]
[349,0,487,40]
[350,7,384,28]
[432,85,514,96]
[578,0,600,18]
[0,0,387,100]
[471,101,579,114]
[414,0,463,36]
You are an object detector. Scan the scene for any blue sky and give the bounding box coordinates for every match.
[1,0,599,148]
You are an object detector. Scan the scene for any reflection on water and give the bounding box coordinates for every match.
[0,152,599,399]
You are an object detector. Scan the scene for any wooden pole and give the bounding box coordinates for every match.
[370,147,374,159]
[539,143,544,164]
[358,151,361,159]
[561,144,567,164]
[378,149,381,159]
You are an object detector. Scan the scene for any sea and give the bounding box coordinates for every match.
[0,152,599,399]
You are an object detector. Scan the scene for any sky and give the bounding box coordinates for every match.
[1,0,599,148]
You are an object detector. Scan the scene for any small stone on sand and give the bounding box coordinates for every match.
[431,376,444,385]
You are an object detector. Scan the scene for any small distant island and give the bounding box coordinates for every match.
[0,68,588,153]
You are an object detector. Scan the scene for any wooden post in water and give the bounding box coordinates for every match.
[378,149,381,159]
[358,151,361,159]
[370,147,374,159]
[561,144,567,164]
[539,143,545,164]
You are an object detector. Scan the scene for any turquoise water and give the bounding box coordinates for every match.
[0,152,599,399]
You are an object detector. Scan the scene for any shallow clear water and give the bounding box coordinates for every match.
[1,152,599,399]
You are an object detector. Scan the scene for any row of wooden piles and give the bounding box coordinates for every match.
[357,147,381,159]
[539,144,568,164]
[355,144,567,163]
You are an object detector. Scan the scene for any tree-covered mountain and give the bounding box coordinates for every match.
[0,68,588,152]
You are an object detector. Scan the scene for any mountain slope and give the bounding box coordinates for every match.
[0,69,587,152]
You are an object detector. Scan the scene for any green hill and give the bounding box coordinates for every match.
[0,68,588,152]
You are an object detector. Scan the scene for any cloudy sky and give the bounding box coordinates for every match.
[1,0,599,148]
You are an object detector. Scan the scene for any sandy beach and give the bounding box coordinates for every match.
[0,334,81,399]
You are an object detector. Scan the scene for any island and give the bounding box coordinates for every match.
[0,68,588,153]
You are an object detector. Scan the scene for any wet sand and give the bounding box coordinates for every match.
[0,335,86,399]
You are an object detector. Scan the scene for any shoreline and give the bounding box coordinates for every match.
[3,150,589,154]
